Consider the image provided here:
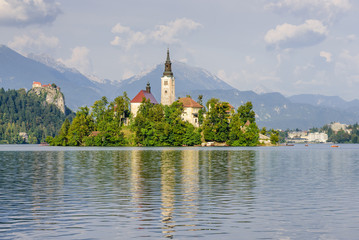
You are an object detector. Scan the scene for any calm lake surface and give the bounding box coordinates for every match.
[1,144,359,239]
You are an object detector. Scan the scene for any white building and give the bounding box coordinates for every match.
[287,131,328,143]
[330,122,350,133]
[307,132,328,143]
[259,134,271,144]
[32,81,42,88]
[178,97,203,127]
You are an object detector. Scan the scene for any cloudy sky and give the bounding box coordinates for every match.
[1,0,359,100]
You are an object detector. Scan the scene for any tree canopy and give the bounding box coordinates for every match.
[0,88,74,144]
[47,93,130,146]
[131,99,201,146]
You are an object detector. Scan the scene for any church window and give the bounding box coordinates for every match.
[165,90,167,93]
[164,81,168,85]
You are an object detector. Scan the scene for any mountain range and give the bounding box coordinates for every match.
[1,44,358,130]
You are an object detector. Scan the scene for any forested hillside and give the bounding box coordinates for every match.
[0,88,74,144]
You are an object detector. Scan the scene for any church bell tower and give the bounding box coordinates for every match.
[161,49,175,106]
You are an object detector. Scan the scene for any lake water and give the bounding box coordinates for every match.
[1,144,359,239]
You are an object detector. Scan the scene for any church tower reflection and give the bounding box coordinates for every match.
[160,150,176,238]
[181,150,199,221]
[130,150,143,211]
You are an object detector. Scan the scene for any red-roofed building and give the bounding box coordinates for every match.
[178,97,204,127]
[130,82,158,118]
[32,81,42,88]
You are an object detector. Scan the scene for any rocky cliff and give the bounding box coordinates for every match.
[28,85,66,113]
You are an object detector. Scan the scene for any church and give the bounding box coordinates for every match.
[130,49,203,127]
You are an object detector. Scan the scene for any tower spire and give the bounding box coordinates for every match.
[146,81,151,93]
[163,48,173,77]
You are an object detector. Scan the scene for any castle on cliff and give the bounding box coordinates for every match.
[31,81,65,113]
[130,49,203,127]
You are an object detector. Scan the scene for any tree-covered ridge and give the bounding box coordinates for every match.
[0,88,74,144]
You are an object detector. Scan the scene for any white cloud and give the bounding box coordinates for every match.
[0,0,61,26]
[58,47,92,75]
[110,18,202,50]
[245,56,255,64]
[8,31,59,53]
[265,19,328,50]
[111,23,131,34]
[266,0,351,23]
[150,18,202,44]
[320,51,332,62]
[178,58,188,63]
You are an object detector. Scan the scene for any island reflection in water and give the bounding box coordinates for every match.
[1,145,359,239]
[126,149,256,239]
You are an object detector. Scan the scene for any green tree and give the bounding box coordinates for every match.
[237,102,255,124]
[67,107,94,146]
[197,94,205,126]
[48,118,71,146]
[227,102,259,146]
[260,127,267,135]
[269,129,280,145]
[203,100,231,142]
[131,100,201,146]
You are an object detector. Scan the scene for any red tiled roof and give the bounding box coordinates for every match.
[178,97,203,108]
[33,81,41,85]
[130,90,158,104]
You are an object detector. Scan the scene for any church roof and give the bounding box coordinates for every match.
[178,97,203,108]
[163,48,173,77]
[130,90,158,104]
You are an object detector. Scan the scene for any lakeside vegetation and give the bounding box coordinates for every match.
[0,88,74,144]
[46,93,279,147]
[314,124,359,143]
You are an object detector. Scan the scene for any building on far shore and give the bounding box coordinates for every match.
[330,122,351,134]
[287,131,328,143]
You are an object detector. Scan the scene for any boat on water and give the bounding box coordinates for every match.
[39,142,49,146]
[331,145,339,148]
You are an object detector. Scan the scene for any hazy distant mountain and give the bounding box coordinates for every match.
[0,45,103,110]
[117,61,234,100]
[185,89,359,129]
[289,94,359,110]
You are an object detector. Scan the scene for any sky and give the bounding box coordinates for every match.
[1,0,359,100]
